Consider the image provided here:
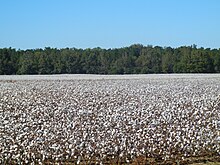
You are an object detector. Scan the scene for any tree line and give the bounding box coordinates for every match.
[0,44,220,75]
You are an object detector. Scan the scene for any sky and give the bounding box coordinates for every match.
[0,0,220,50]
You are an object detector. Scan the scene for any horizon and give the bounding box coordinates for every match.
[1,43,219,51]
[1,0,220,50]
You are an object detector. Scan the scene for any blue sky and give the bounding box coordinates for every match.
[0,0,220,49]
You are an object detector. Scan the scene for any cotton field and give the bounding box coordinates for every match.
[0,74,220,164]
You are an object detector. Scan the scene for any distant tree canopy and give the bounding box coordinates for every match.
[0,44,220,75]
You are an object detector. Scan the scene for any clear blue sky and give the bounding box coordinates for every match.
[0,0,220,49]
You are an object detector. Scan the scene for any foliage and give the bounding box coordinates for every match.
[0,45,220,74]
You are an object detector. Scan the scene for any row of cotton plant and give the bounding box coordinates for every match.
[0,74,219,164]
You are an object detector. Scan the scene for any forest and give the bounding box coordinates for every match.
[0,44,220,75]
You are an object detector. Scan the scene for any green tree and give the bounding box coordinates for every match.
[162,47,174,73]
[17,51,38,74]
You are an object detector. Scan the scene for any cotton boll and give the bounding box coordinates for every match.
[0,74,219,163]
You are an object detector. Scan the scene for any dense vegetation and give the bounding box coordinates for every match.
[0,44,220,74]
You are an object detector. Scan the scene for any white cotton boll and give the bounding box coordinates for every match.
[1,74,220,163]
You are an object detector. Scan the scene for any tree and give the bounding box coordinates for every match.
[0,48,19,74]
[162,47,174,73]
[0,44,219,75]
[17,51,38,74]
